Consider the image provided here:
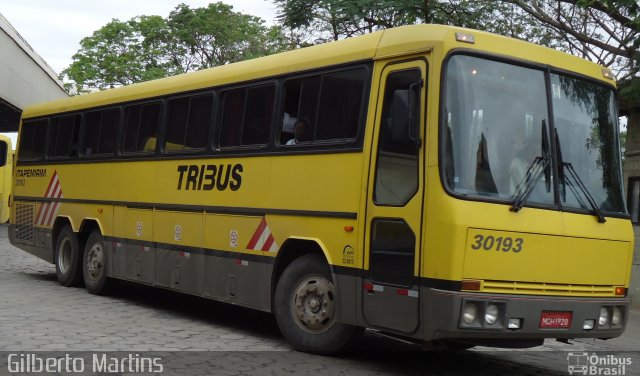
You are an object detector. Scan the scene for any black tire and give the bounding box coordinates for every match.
[274,253,361,353]
[54,225,83,287]
[83,230,112,295]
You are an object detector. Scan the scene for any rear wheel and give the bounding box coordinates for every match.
[54,225,83,287]
[83,230,112,295]
[274,253,361,353]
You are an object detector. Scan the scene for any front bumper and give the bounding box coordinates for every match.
[423,288,629,343]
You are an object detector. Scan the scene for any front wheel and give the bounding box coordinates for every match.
[83,230,112,295]
[54,225,83,287]
[274,253,361,353]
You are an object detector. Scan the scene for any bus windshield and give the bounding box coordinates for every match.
[551,73,625,214]
[443,54,625,216]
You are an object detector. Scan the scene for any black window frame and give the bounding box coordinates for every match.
[217,82,277,150]
[15,62,373,167]
[17,118,49,162]
[48,114,81,160]
[121,100,164,156]
[79,106,122,158]
[277,66,370,148]
[162,91,215,155]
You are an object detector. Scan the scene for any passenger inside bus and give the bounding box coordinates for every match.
[286,119,310,145]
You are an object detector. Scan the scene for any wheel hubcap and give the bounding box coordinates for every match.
[291,275,336,334]
[57,238,72,274]
[86,242,104,280]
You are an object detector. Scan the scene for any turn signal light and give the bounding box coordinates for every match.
[455,32,475,44]
[602,68,615,80]
[462,280,481,291]
[614,287,625,296]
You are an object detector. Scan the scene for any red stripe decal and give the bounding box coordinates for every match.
[262,234,275,252]
[45,202,58,226]
[43,171,57,197]
[246,218,267,249]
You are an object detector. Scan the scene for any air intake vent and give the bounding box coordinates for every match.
[14,203,35,245]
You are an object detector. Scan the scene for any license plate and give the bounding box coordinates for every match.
[539,311,572,328]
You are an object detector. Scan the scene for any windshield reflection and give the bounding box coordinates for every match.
[551,74,625,214]
[443,55,553,206]
[443,55,626,216]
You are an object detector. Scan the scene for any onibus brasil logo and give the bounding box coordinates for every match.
[567,353,632,375]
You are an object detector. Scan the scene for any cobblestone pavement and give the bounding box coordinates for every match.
[0,225,638,375]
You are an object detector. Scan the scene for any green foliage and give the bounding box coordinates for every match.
[61,3,295,93]
[274,0,557,46]
[620,79,640,103]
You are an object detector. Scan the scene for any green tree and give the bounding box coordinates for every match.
[502,0,640,81]
[62,16,170,93]
[62,3,295,93]
[274,0,555,45]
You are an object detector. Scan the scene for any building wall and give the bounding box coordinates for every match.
[623,108,640,307]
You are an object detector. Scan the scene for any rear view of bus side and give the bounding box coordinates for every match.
[9,25,633,353]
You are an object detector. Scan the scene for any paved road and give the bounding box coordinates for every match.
[0,225,638,376]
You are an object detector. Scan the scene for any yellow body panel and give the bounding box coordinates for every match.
[0,136,13,223]
[463,228,629,286]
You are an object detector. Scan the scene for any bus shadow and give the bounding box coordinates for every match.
[109,280,283,340]
[21,270,57,282]
[19,273,567,374]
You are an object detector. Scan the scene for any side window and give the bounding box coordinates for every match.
[0,141,7,167]
[122,102,162,154]
[83,108,120,156]
[374,69,422,206]
[49,114,81,159]
[18,119,48,161]
[316,70,365,140]
[164,93,213,152]
[280,68,366,146]
[281,76,320,145]
[219,84,274,148]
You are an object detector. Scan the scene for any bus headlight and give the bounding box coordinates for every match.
[612,307,622,326]
[598,307,610,327]
[462,303,478,324]
[484,304,499,325]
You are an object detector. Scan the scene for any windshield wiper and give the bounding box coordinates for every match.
[510,121,551,212]
[554,129,606,223]
[509,157,550,212]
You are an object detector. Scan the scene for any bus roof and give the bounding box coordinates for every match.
[22,24,614,119]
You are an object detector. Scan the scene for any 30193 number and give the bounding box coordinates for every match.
[470,234,524,253]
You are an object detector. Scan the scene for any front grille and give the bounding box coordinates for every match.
[14,202,35,245]
[475,280,616,297]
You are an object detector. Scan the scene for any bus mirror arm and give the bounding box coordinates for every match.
[408,79,424,148]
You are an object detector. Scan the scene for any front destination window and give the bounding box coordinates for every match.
[443,54,625,217]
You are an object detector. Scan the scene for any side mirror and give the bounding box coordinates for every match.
[391,89,410,143]
[391,80,423,148]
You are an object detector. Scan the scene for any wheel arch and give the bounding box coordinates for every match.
[78,218,103,249]
[271,237,333,310]
[52,216,74,243]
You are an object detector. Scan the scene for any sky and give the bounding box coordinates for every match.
[1,0,279,75]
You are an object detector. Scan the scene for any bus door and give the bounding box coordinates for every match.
[363,60,426,334]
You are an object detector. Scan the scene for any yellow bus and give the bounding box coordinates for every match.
[0,134,13,223]
[10,24,633,352]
